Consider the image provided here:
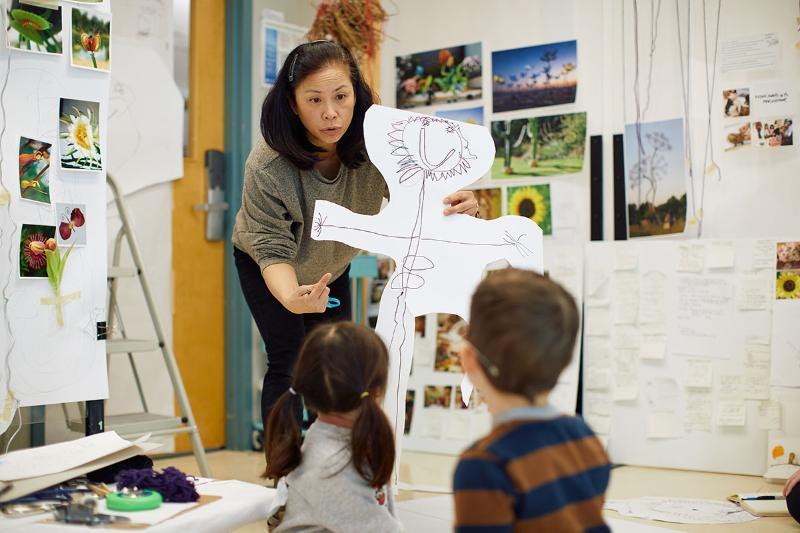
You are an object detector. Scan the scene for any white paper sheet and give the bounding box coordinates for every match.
[613,348,639,401]
[736,272,771,310]
[108,40,184,194]
[640,336,667,360]
[707,241,736,269]
[672,276,734,358]
[639,271,667,328]
[751,240,775,270]
[757,400,782,430]
[676,244,705,273]
[721,33,780,73]
[605,518,683,533]
[605,497,757,524]
[614,245,639,271]
[743,345,771,400]
[585,306,612,336]
[685,390,713,433]
[100,499,199,525]
[717,401,747,427]
[751,81,794,116]
[0,431,135,481]
[684,359,713,389]
[312,105,544,478]
[614,272,639,324]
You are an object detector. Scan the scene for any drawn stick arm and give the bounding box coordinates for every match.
[311,200,408,258]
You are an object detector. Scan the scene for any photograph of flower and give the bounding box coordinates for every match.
[6,0,62,55]
[474,188,502,220]
[491,112,586,179]
[70,7,110,71]
[776,271,800,300]
[492,40,577,113]
[59,98,102,170]
[435,106,484,126]
[434,314,467,373]
[624,118,687,238]
[777,242,800,270]
[507,184,552,235]
[55,203,87,247]
[424,385,452,408]
[404,390,415,435]
[18,136,52,204]
[455,385,484,409]
[19,224,56,278]
[753,117,793,147]
[723,122,751,151]
[396,43,482,109]
[723,88,750,118]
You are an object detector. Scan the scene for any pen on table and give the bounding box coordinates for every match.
[741,495,785,500]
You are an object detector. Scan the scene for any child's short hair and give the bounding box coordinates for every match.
[265,322,395,487]
[468,269,579,399]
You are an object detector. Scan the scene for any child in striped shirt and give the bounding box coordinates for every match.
[454,269,610,532]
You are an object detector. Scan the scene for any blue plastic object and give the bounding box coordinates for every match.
[327,297,341,309]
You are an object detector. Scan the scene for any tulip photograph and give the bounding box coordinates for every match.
[70,7,111,71]
[19,224,57,278]
[59,98,103,171]
[55,203,87,247]
[18,136,52,204]
[6,0,63,55]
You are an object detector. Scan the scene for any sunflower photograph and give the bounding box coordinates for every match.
[776,271,800,300]
[70,7,111,71]
[507,184,552,235]
[59,98,103,171]
[18,136,52,204]
[6,0,63,55]
[19,224,56,278]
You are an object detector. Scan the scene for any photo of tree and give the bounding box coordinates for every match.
[623,118,687,238]
[491,112,586,179]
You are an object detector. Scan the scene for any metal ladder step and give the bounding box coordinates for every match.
[108,266,138,279]
[67,412,185,438]
[106,339,160,354]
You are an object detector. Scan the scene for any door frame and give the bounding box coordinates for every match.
[223,0,254,450]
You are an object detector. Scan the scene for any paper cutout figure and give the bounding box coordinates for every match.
[312,105,543,475]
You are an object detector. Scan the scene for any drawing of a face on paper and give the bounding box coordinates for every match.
[369,108,495,206]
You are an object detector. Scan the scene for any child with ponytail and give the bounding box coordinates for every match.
[264,322,404,532]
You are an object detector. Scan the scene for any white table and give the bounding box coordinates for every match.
[0,480,275,532]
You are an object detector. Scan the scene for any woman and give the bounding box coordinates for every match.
[232,41,477,430]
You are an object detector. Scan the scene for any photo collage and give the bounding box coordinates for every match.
[395,39,586,240]
[9,0,109,326]
[722,84,793,151]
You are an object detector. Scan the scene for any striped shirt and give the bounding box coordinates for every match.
[453,405,610,532]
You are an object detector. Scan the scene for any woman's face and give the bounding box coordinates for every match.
[292,63,355,153]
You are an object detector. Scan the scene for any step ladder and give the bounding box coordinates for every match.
[65,174,211,477]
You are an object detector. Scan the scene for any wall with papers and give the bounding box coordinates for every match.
[582,238,799,475]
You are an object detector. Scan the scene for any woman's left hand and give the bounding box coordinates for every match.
[443,191,478,216]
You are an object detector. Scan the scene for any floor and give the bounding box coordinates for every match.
[155,451,800,532]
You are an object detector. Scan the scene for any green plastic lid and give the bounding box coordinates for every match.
[106,489,163,511]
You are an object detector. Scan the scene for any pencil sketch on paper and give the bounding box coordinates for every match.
[312,105,544,475]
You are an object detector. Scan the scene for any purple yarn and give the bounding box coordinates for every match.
[114,466,199,503]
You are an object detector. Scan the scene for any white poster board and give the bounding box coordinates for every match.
[583,239,799,475]
[0,6,110,417]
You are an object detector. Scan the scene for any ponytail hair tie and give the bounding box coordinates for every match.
[289,387,298,396]
[360,391,370,400]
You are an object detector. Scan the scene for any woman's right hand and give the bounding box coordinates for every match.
[285,273,332,314]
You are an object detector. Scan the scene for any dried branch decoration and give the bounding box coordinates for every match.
[306,0,389,62]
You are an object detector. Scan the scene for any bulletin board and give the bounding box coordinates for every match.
[582,238,799,475]
[0,2,111,420]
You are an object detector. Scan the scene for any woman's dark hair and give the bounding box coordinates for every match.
[264,322,395,488]
[260,40,375,170]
